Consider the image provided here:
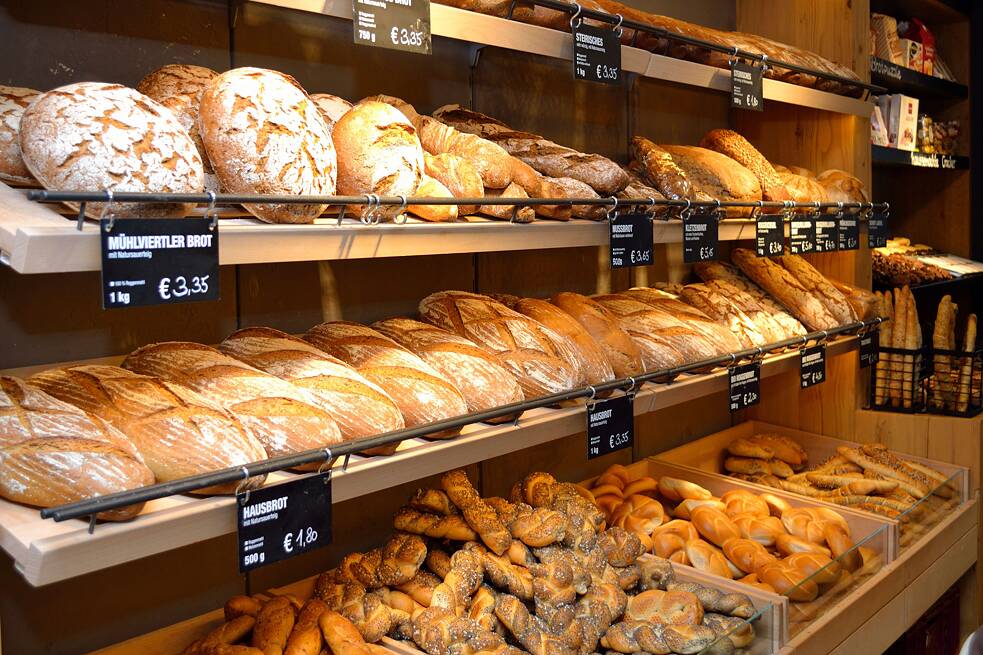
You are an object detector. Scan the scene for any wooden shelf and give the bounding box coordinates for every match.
[871,144,969,170]
[870,57,968,100]
[0,334,863,586]
[254,0,873,118]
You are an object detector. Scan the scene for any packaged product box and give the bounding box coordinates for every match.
[871,104,890,147]
[871,13,903,64]
[902,18,936,75]
[893,94,919,151]
[900,38,924,72]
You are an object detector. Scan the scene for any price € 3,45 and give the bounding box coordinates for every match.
[158,275,210,301]
[390,26,425,47]
[283,526,319,554]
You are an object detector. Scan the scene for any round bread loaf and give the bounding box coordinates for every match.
[136,64,218,101]
[160,94,218,192]
[332,101,423,220]
[0,85,39,184]
[199,67,336,223]
[19,82,204,218]
[310,93,353,129]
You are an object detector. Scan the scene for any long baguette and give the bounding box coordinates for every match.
[890,288,908,407]
[875,290,894,406]
[932,295,956,408]
[903,287,919,408]
[957,314,978,412]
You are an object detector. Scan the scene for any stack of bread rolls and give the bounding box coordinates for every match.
[585,464,873,605]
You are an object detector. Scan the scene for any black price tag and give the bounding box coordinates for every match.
[100,218,219,309]
[731,61,763,111]
[586,394,633,459]
[683,210,719,263]
[237,472,333,573]
[800,344,826,388]
[756,214,784,257]
[838,214,860,251]
[572,23,621,85]
[353,0,431,54]
[860,329,879,369]
[867,212,889,249]
[609,212,653,269]
[789,217,816,255]
[729,362,761,412]
[814,217,838,253]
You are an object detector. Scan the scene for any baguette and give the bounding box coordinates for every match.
[902,287,919,409]
[875,290,894,406]
[890,288,909,407]
[957,314,977,412]
[731,248,839,330]
[778,255,858,325]
[932,295,956,408]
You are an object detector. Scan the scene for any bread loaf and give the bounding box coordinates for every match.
[776,164,816,179]
[122,342,343,458]
[136,64,218,101]
[310,93,353,128]
[199,68,335,223]
[419,291,582,398]
[28,365,267,492]
[619,287,744,352]
[631,137,701,202]
[815,169,869,204]
[506,158,571,220]
[698,129,789,202]
[778,172,828,206]
[424,153,483,215]
[478,183,535,223]
[541,175,606,221]
[372,317,524,415]
[659,145,762,215]
[692,261,807,338]
[20,82,204,218]
[703,279,789,343]
[678,284,767,348]
[414,114,512,189]
[304,321,468,434]
[218,327,405,446]
[511,298,615,386]
[0,86,39,184]
[550,292,645,378]
[778,255,858,325]
[408,174,458,222]
[157,93,218,192]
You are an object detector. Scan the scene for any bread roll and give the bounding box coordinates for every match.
[673,498,726,520]
[784,552,840,585]
[304,321,468,435]
[822,522,861,572]
[775,534,831,557]
[657,477,712,502]
[625,589,703,625]
[550,292,645,378]
[684,539,733,578]
[122,342,343,458]
[722,493,769,518]
[218,327,405,445]
[424,152,483,215]
[372,317,524,415]
[723,538,777,574]
[418,291,581,399]
[757,562,819,601]
[699,128,790,202]
[652,519,700,542]
[199,68,335,223]
[731,514,784,547]
[20,82,203,218]
[29,365,267,492]
[310,93,353,128]
[690,506,741,547]
[0,85,39,184]
[136,64,218,100]
[408,174,458,222]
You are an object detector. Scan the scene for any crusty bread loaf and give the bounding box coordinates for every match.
[731,248,840,330]
[122,342,343,458]
[678,284,767,348]
[408,174,458,222]
[199,68,335,224]
[550,292,645,378]
[0,437,154,520]
[479,183,535,223]
[698,129,790,202]
[20,82,203,218]
[660,145,762,216]
[0,85,39,184]
[28,365,267,492]
[511,297,615,386]
[310,93,353,129]
[414,114,512,189]
[778,255,858,325]
[630,137,699,202]
[507,158,572,220]
[158,94,218,192]
[418,291,582,399]
[545,176,606,220]
[218,327,405,444]
[619,288,744,353]
[692,262,807,339]
[815,169,869,204]
[333,101,423,220]
[136,63,218,101]
[372,317,524,415]
[424,152,483,215]
[778,171,828,206]
[775,164,816,179]
[304,321,468,434]
[704,279,789,343]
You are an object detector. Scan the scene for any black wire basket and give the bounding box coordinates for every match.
[868,345,981,417]
[868,345,929,413]
[926,347,982,418]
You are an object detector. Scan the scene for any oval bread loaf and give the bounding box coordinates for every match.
[199,67,336,223]
[407,174,458,222]
[28,365,267,492]
[159,93,218,192]
[550,292,645,378]
[0,85,39,184]
[20,82,204,218]
[698,128,790,202]
[136,64,218,101]
[423,152,483,215]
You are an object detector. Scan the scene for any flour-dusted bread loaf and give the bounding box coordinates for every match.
[550,291,645,378]
[777,171,828,206]
[699,129,790,202]
[815,169,869,205]
[408,174,458,222]
[332,101,424,220]
[679,283,769,348]
[304,321,468,436]
[0,85,39,184]
[778,254,858,325]
[136,63,219,101]
[630,137,696,202]
[311,93,353,129]
[29,365,267,493]
[19,82,204,218]
[660,145,762,215]
[415,114,513,190]
[0,437,155,520]
[122,342,343,459]
[731,248,839,331]
[199,67,336,223]
[510,297,616,386]
[218,327,405,446]
[373,317,524,415]
[424,152,483,215]
[158,94,218,192]
[703,279,789,343]
[619,287,745,353]
[418,291,582,399]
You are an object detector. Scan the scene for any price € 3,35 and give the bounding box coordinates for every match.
[608,430,630,451]
[390,26,425,47]
[158,275,210,301]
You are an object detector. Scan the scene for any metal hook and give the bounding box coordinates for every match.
[819,329,830,345]
[360,194,376,225]
[75,202,88,231]
[336,204,348,227]
[372,194,385,225]
[206,191,219,231]
[753,346,763,361]
[835,201,845,219]
[100,190,116,233]
[235,466,252,505]
[750,199,764,221]
[679,198,692,220]
[625,376,636,397]
[569,2,583,29]
[585,385,597,409]
[509,204,524,223]
[317,447,334,475]
[394,195,409,225]
[712,198,722,220]
[612,13,623,37]
[759,53,769,72]
[606,196,619,221]
[727,352,737,367]
[342,453,351,472]
[728,46,739,67]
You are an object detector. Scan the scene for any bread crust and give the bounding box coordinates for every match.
[0,85,39,183]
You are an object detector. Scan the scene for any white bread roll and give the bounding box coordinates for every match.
[199,67,336,223]
[19,82,204,218]
[0,85,39,184]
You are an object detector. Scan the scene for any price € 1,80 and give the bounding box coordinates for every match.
[158,275,210,301]
[283,526,319,554]
[608,430,630,450]
[391,26,425,47]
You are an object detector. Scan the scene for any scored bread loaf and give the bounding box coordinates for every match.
[158,93,218,192]
[20,82,204,219]
[698,129,790,202]
[310,93,353,128]
[546,175,607,220]
[424,152,483,215]
[510,297,615,386]
[199,68,335,223]
[703,279,789,343]
[122,342,344,458]
[418,291,582,399]
[631,137,700,202]
[659,145,762,216]
[815,169,869,204]
[550,292,645,378]
[777,172,828,206]
[778,255,858,325]
[678,284,767,348]
[371,317,524,415]
[692,261,807,338]
[218,327,405,446]
[414,114,512,189]
[731,248,840,330]
[28,365,267,492]
[304,321,468,435]
[620,287,744,353]
[506,157,572,220]
[0,85,39,184]
[408,174,458,222]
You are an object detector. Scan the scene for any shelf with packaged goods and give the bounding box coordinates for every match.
[871,144,969,170]
[0,332,867,587]
[870,57,968,100]
[252,0,874,118]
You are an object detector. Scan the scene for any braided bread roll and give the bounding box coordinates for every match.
[494,594,576,655]
[393,507,478,541]
[666,581,756,619]
[601,620,717,654]
[443,469,512,555]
